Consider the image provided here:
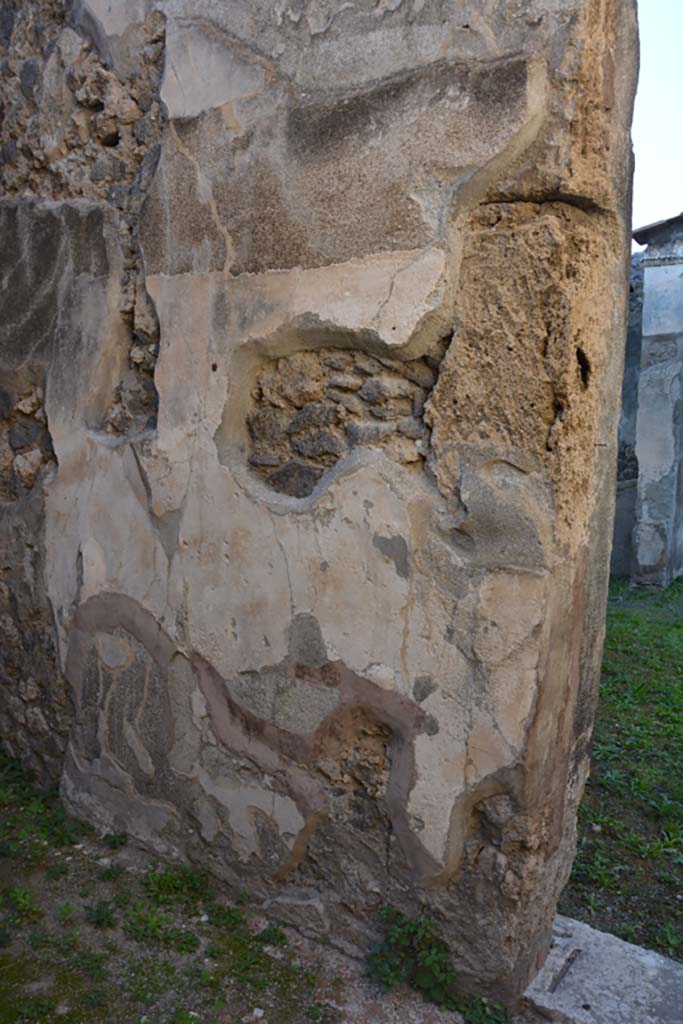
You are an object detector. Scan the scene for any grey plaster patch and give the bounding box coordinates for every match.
[71,0,153,75]
[372,533,410,578]
[232,666,339,735]
[423,714,439,736]
[522,915,683,1024]
[274,677,339,735]
[412,676,437,702]
[97,632,132,670]
[288,612,328,670]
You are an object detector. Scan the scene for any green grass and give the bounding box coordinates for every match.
[560,577,683,957]
[0,755,90,864]
[141,864,210,907]
[0,748,341,1023]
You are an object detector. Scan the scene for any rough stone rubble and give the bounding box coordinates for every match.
[0,0,637,1007]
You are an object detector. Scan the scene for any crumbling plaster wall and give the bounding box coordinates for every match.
[0,0,637,1003]
[0,0,165,781]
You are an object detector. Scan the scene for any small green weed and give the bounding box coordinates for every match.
[614,922,641,944]
[256,923,288,946]
[102,832,128,850]
[123,901,199,952]
[98,863,125,881]
[306,1004,340,1023]
[656,919,683,958]
[124,901,171,944]
[124,955,177,1005]
[72,948,110,982]
[0,750,89,859]
[14,996,56,1022]
[27,928,51,950]
[173,1011,197,1024]
[85,899,117,929]
[4,886,43,923]
[141,865,211,908]
[206,903,244,929]
[45,863,68,881]
[82,987,109,1008]
[368,907,508,1023]
[57,900,77,927]
[171,928,200,953]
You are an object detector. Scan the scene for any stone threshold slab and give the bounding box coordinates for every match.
[518,915,683,1023]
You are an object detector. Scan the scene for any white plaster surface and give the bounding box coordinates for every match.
[642,263,683,337]
[161,21,265,118]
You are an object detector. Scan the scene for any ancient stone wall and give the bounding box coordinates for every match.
[0,0,637,1004]
[612,218,683,588]
[632,220,683,588]
[0,0,166,781]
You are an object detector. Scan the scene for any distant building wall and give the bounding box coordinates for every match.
[612,217,683,587]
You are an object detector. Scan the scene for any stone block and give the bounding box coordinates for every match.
[521,916,683,1024]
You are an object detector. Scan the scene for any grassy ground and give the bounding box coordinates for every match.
[559,577,683,958]
[0,752,497,1024]
[0,750,344,1024]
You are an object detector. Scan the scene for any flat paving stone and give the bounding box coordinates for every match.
[520,915,683,1023]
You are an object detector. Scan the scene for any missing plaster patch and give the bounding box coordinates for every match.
[0,382,56,501]
[246,344,447,497]
[316,710,393,825]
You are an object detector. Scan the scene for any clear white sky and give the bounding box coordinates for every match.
[632,1,683,231]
